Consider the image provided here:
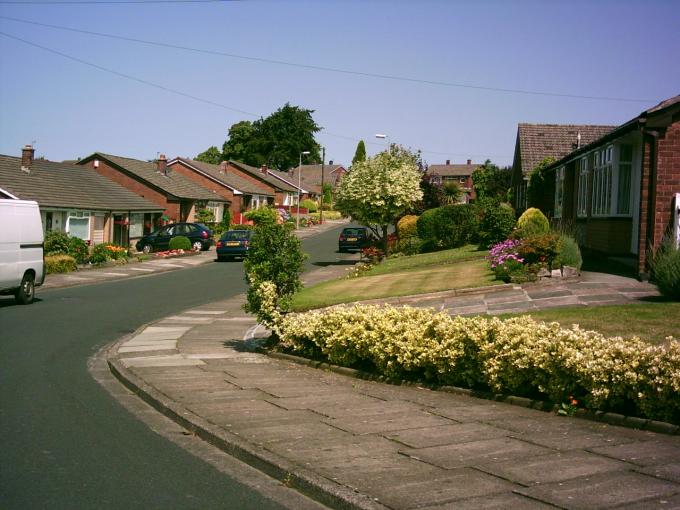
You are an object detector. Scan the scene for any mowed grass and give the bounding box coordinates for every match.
[292,246,498,311]
[499,301,680,345]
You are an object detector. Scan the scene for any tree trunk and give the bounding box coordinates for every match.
[382,224,389,257]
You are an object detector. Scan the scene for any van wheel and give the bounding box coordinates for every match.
[15,273,35,305]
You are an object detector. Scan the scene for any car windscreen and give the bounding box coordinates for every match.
[342,228,366,236]
[221,231,251,241]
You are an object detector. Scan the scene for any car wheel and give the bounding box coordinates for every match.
[338,247,345,253]
[15,272,35,305]
[192,241,203,251]
[142,244,152,254]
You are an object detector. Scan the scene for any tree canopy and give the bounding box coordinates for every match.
[335,146,423,253]
[472,159,513,201]
[222,121,256,163]
[352,140,367,166]
[195,146,222,165]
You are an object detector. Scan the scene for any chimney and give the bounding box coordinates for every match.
[260,165,268,175]
[467,159,472,165]
[446,159,450,165]
[21,144,35,168]
[220,161,228,174]
[157,154,167,175]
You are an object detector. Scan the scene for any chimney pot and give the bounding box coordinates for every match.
[261,165,268,175]
[467,159,472,165]
[220,161,228,174]
[157,154,167,175]
[21,144,35,168]
[446,159,450,165]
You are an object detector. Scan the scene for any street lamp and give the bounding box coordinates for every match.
[296,150,310,229]
[375,133,390,153]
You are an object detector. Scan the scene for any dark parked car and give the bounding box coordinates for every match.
[216,229,253,261]
[338,227,373,252]
[135,222,214,253]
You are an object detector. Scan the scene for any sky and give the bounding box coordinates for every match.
[0,0,678,169]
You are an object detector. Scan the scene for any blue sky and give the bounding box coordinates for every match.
[0,0,678,168]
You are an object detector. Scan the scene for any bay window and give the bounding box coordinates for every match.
[592,146,613,216]
[577,157,589,217]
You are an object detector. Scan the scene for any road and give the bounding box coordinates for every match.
[0,225,354,510]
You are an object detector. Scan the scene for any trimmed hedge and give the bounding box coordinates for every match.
[516,207,550,238]
[169,236,191,251]
[45,254,77,274]
[416,205,477,250]
[263,295,680,424]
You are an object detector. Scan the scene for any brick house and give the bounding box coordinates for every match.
[428,159,480,203]
[78,152,225,225]
[511,123,615,212]
[540,95,680,278]
[221,160,300,207]
[0,145,161,246]
[167,157,274,222]
[288,163,347,200]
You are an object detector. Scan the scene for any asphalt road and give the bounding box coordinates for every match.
[0,225,354,510]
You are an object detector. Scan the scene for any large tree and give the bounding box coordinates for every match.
[472,159,513,201]
[335,146,423,255]
[222,120,256,163]
[195,146,222,165]
[352,140,367,166]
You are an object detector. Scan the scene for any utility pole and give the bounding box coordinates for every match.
[319,146,326,224]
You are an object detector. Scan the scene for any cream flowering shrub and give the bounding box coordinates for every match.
[269,300,680,423]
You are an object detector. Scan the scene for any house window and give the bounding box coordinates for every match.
[577,157,589,218]
[616,144,633,215]
[283,192,296,206]
[592,146,613,216]
[66,210,91,240]
[205,201,223,223]
[554,166,565,218]
[129,213,144,238]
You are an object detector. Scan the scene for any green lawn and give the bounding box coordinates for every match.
[499,302,680,345]
[292,246,497,311]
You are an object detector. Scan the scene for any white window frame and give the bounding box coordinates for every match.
[66,210,92,240]
[554,166,565,218]
[577,157,589,218]
[592,145,613,217]
[614,144,633,217]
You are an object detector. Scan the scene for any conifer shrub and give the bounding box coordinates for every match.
[556,234,582,270]
[168,236,191,251]
[516,207,550,238]
[397,215,418,239]
[477,199,516,248]
[653,244,680,300]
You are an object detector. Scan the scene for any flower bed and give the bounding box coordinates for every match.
[258,282,679,424]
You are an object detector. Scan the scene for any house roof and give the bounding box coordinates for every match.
[515,123,616,176]
[428,163,480,177]
[0,155,162,211]
[288,164,345,194]
[265,168,307,193]
[171,158,274,197]
[80,153,223,201]
[227,160,298,193]
[542,94,680,172]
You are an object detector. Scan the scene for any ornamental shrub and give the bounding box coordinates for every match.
[300,198,318,213]
[169,236,191,251]
[556,234,582,270]
[270,303,680,423]
[44,231,70,256]
[517,232,560,268]
[68,236,90,264]
[652,244,680,299]
[516,207,550,238]
[397,215,418,240]
[195,208,214,224]
[476,199,516,248]
[45,254,77,274]
[433,204,478,249]
[90,243,129,264]
[245,206,278,226]
[416,208,438,242]
[244,222,305,318]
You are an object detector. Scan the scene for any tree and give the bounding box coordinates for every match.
[335,146,423,255]
[195,146,222,165]
[352,140,367,166]
[527,157,556,212]
[411,170,445,214]
[222,121,256,163]
[472,160,513,201]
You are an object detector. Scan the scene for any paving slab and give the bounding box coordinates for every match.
[418,492,555,509]
[638,463,680,484]
[325,410,454,435]
[517,471,680,509]
[385,422,509,448]
[590,440,680,467]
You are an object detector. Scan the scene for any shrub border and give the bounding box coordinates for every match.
[261,349,680,436]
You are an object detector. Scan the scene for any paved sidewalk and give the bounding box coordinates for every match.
[108,292,680,510]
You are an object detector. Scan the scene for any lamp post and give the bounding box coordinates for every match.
[296,150,310,229]
[375,133,390,154]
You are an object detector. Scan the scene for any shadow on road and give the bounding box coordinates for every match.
[312,260,357,267]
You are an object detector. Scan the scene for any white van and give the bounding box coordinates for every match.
[0,199,45,304]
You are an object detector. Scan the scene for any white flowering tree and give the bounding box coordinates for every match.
[335,147,423,255]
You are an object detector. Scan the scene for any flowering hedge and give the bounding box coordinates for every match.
[257,283,679,423]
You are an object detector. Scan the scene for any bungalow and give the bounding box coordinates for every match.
[428,159,480,203]
[540,95,680,278]
[288,163,347,200]
[511,123,615,212]
[78,152,226,225]
[0,145,162,246]
[223,160,301,207]
[167,157,275,221]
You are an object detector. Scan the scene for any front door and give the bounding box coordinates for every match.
[113,214,129,246]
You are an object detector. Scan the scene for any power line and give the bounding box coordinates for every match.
[0,15,655,104]
[0,31,511,160]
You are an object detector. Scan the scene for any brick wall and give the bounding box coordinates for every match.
[168,161,239,216]
[225,163,276,197]
[653,121,680,246]
[82,159,181,221]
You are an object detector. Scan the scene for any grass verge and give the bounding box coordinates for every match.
[499,301,679,345]
[292,246,497,311]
